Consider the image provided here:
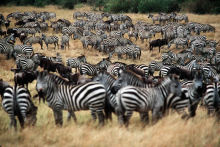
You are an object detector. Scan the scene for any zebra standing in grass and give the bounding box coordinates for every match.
[24,36,43,49]
[168,37,188,49]
[114,75,182,126]
[36,71,106,126]
[66,55,87,72]
[61,34,70,49]
[128,30,138,41]
[139,30,155,43]
[41,34,59,49]
[0,79,38,130]
[148,14,160,24]
[13,44,34,57]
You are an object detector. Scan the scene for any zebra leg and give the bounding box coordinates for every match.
[124,111,133,127]
[139,112,149,125]
[17,114,25,129]
[152,107,162,124]
[90,109,97,121]
[9,114,17,130]
[46,44,48,50]
[54,43,56,49]
[97,110,105,126]
[53,109,63,126]
[67,110,77,122]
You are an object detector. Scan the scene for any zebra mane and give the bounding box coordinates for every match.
[120,69,145,84]
[98,70,116,80]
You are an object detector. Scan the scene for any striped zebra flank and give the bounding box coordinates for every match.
[36,71,106,126]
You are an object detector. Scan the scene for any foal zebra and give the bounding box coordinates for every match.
[66,55,87,72]
[36,71,106,126]
[41,34,59,49]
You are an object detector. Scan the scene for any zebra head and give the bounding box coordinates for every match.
[36,71,56,102]
[167,74,182,98]
[111,68,144,94]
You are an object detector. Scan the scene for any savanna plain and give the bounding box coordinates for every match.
[0,5,220,147]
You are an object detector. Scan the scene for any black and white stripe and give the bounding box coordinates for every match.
[36,71,106,125]
[0,80,37,129]
[114,75,182,126]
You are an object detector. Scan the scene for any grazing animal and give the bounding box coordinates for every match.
[36,71,106,126]
[115,75,182,127]
[149,39,168,52]
[41,34,59,49]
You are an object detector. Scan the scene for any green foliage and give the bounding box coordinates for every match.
[0,0,219,14]
[61,0,78,9]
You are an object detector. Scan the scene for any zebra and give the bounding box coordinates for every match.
[148,14,160,24]
[96,58,112,70]
[174,14,188,23]
[130,64,153,78]
[41,34,59,49]
[61,26,76,38]
[15,54,39,71]
[0,79,38,130]
[168,37,188,49]
[61,34,70,50]
[139,30,155,43]
[0,35,15,59]
[36,71,106,126]
[66,55,87,72]
[20,27,41,36]
[203,78,220,116]
[92,71,117,120]
[106,62,127,77]
[100,38,121,53]
[176,25,190,38]
[159,60,197,77]
[114,75,182,126]
[24,36,43,49]
[110,31,123,38]
[79,63,99,76]
[190,39,206,54]
[13,44,34,57]
[167,70,204,119]
[128,30,138,41]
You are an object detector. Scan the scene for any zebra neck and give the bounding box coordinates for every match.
[157,78,171,99]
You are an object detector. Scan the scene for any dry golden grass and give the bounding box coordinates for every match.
[0,5,220,147]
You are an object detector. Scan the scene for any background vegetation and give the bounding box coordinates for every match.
[0,5,220,146]
[0,0,220,14]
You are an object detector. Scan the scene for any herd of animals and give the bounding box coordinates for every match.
[0,10,220,130]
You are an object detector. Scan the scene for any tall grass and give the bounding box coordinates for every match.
[0,5,220,146]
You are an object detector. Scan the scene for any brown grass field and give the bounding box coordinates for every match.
[0,5,220,147]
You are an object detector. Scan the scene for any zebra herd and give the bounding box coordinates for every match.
[0,10,220,129]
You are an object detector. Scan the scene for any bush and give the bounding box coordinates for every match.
[61,0,77,9]
[104,0,133,13]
